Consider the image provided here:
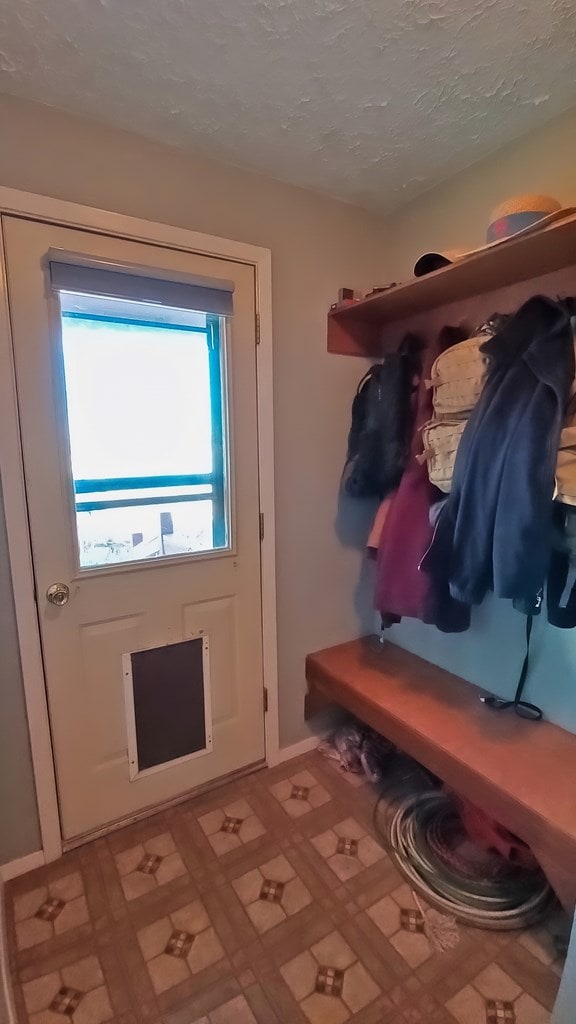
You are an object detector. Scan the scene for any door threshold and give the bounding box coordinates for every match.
[61,758,267,851]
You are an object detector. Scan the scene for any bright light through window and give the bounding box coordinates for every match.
[59,297,228,568]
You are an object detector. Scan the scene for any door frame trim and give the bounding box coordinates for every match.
[0,185,280,863]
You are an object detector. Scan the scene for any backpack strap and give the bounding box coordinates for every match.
[479,615,543,721]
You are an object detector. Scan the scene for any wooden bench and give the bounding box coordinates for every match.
[305,636,576,912]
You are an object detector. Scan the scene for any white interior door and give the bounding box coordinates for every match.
[3,215,265,842]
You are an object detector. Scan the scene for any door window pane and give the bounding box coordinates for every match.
[58,294,228,568]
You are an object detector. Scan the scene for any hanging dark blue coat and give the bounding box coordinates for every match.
[421,296,575,613]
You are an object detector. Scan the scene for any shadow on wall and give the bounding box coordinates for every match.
[335,491,378,633]
[388,595,576,736]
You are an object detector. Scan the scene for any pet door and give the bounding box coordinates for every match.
[123,634,212,780]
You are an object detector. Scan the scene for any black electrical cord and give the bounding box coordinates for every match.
[480,615,543,720]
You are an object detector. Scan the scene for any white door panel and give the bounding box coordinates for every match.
[3,216,265,840]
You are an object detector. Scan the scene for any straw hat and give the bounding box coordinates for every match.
[413,194,576,278]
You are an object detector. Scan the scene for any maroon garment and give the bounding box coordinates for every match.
[375,326,470,632]
[452,792,537,870]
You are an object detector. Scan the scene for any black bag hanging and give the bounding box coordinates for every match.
[341,333,423,500]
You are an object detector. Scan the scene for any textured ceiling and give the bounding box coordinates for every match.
[0,0,575,213]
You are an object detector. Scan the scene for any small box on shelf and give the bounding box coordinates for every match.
[330,286,360,313]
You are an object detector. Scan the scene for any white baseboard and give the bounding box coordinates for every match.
[275,735,321,764]
[1,850,45,882]
[0,877,16,1024]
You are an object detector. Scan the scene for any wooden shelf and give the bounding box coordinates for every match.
[306,636,576,910]
[328,212,576,355]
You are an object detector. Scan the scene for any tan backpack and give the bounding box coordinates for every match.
[418,419,467,493]
[556,397,576,506]
[554,332,576,504]
[419,333,489,492]
[426,333,489,417]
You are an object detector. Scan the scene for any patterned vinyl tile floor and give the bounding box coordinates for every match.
[4,751,568,1024]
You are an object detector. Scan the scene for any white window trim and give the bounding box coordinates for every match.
[0,186,279,863]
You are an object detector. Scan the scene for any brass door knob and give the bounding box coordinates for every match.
[46,583,70,606]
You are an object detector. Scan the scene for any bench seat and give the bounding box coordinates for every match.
[305,635,576,911]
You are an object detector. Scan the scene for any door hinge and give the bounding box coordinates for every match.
[259,512,265,541]
[255,313,261,345]
[263,687,269,714]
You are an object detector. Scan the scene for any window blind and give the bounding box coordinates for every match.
[49,259,234,317]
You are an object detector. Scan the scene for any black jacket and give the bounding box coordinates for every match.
[422,296,575,612]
